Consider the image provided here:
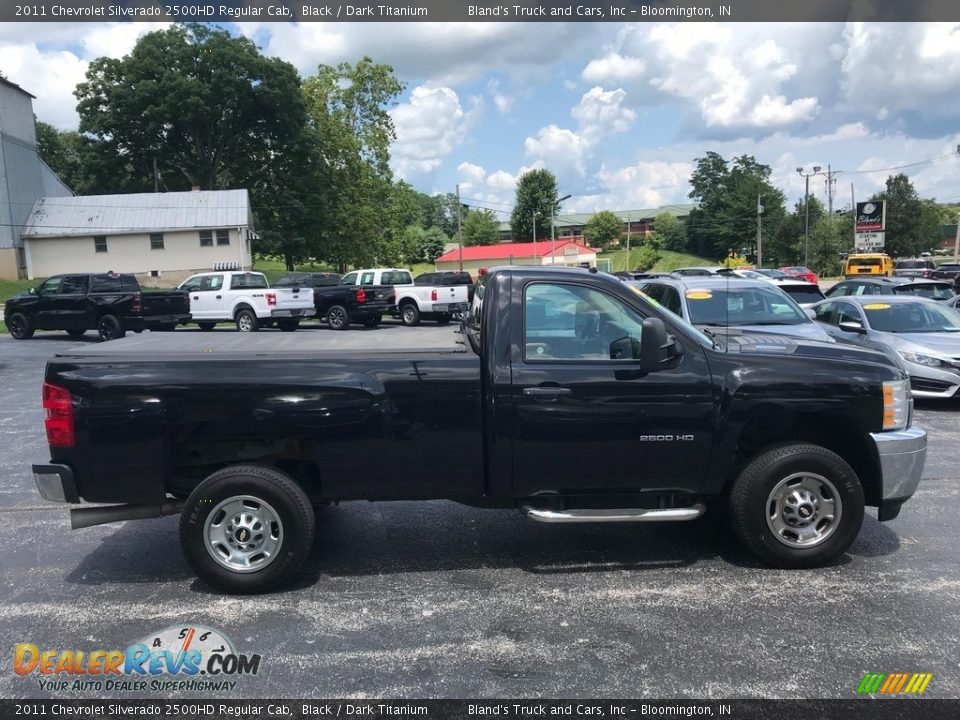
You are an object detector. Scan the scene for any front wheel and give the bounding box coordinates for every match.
[97,314,125,342]
[7,312,34,339]
[235,308,259,332]
[729,443,864,568]
[327,305,350,330]
[179,465,315,594]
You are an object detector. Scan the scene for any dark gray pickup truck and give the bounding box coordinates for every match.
[31,266,926,593]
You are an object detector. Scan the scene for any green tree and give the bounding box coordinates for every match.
[807,214,850,276]
[650,211,687,252]
[687,152,786,260]
[510,169,560,241]
[463,208,501,246]
[632,245,661,271]
[419,226,449,263]
[771,196,825,267]
[301,57,405,269]
[583,210,624,251]
[75,23,306,192]
[871,174,940,258]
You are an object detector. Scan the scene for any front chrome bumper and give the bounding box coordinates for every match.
[869,425,927,520]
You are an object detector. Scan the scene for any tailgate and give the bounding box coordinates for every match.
[273,287,315,309]
[141,291,190,315]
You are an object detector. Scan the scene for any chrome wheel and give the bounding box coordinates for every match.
[203,495,284,573]
[766,472,842,549]
[237,313,254,332]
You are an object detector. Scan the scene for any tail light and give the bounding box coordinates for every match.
[356,288,367,304]
[43,383,74,448]
[923,270,934,278]
[431,289,438,301]
[131,292,142,313]
[266,292,277,307]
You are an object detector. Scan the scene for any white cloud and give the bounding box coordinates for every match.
[486,170,518,191]
[457,161,487,185]
[524,124,588,177]
[571,86,637,144]
[390,85,479,181]
[581,52,645,84]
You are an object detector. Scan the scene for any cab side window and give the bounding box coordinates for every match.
[814,301,838,325]
[180,277,203,292]
[836,302,863,325]
[660,286,683,316]
[359,272,375,286]
[523,282,645,362]
[59,276,88,294]
[38,277,63,295]
[342,273,358,286]
[200,275,224,292]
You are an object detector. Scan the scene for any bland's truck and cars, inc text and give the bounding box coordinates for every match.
[31,267,926,593]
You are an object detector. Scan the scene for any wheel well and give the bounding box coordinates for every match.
[233,304,254,318]
[728,410,882,506]
[399,298,417,308]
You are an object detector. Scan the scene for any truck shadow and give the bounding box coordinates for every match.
[61,502,903,593]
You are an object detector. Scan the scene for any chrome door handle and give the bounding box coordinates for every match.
[523,386,572,397]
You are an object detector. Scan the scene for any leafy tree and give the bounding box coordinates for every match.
[770,196,825,267]
[687,152,786,259]
[75,23,306,192]
[632,245,661,271]
[419,226,449,263]
[651,211,687,252]
[463,208,501,246]
[807,214,850,276]
[583,210,623,251]
[870,174,940,258]
[510,169,560,241]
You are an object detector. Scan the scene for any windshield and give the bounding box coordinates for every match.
[781,286,826,305]
[848,258,882,267]
[627,285,715,348]
[895,260,928,269]
[863,302,960,333]
[684,286,808,326]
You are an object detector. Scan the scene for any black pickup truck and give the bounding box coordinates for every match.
[31,266,926,593]
[925,262,960,289]
[274,272,395,329]
[5,273,191,341]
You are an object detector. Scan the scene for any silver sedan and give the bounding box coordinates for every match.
[808,296,960,398]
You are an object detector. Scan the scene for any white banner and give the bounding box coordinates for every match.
[855,231,885,251]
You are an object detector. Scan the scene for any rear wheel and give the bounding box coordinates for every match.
[97,315,125,342]
[327,305,350,330]
[7,313,34,339]
[276,319,300,332]
[400,302,421,327]
[729,443,864,568]
[179,465,315,594]
[235,308,259,332]
[198,322,217,331]
[66,329,86,337]
[362,315,381,328]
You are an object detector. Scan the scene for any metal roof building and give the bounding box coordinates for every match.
[22,189,257,284]
[497,203,697,240]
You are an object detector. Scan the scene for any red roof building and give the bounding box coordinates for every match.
[435,239,597,276]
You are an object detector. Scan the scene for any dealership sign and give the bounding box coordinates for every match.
[856,201,885,233]
[855,232,885,251]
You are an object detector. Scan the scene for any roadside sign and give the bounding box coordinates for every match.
[855,231,885,251]
[855,201,885,233]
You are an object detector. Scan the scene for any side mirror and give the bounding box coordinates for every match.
[28,287,36,295]
[640,317,683,372]
[609,336,641,360]
[838,320,866,334]
[804,308,816,319]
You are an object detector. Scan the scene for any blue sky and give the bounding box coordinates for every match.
[5,21,960,221]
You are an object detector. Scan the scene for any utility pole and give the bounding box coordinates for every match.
[551,194,572,266]
[533,211,538,263]
[756,194,763,268]
[822,164,841,215]
[797,166,821,267]
[456,184,463,271]
[953,211,960,262]
[851,183,856,252]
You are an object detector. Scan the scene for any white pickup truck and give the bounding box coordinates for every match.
[178,271,315,332]
[343,267,470,326]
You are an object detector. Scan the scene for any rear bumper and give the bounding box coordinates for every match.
[870,425,926,520]
[124,313,192,330]
[270,308,316,319]
[32,463,80,504]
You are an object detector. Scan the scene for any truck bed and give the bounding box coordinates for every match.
[51,326,470,360]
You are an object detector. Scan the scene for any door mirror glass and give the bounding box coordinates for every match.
[838,320,866,334]
[804,308,816,319]
[28,287,36,295]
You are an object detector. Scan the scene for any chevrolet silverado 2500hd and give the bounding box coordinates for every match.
[31,266,926,593]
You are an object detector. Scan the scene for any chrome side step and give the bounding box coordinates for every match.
[521,504,706,524]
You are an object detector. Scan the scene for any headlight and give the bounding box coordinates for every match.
[898,350,942,367]
[882,379,910,431]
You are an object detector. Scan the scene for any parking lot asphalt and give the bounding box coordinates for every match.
[1,322,959,700]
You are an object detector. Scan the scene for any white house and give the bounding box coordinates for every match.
[22,189,257,284]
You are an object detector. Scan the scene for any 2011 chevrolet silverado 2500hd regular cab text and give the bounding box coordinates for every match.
[31,266,926,593]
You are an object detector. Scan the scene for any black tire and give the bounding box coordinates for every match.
[729,443,864,569]
[97,314,125,342]
[235,308,259,332]
[7,312,34,339]
[327,304,350,331]
[400,302,421,326]
[434,313,452,325]
[66,329,86,337]
[276,319,300,332]
[179,465,315,594]
[198,322,217,331]
[361,315,381,328]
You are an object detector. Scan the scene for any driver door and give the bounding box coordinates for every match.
[510,280,715,497]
